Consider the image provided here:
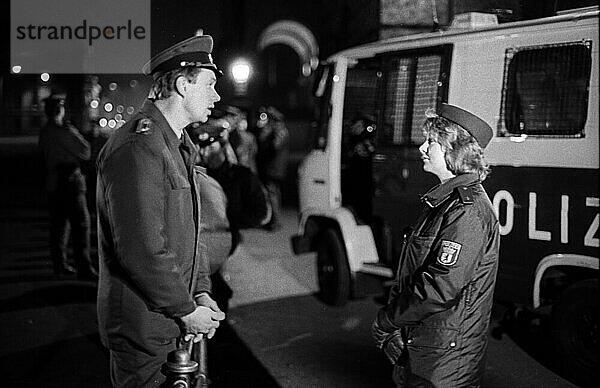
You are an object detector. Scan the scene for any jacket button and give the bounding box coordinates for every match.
[407,339,413,344]
[450,342,456,347]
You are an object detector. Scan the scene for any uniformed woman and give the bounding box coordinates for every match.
[372,103,500,387]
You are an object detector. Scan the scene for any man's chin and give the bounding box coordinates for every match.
[194,111,210,123]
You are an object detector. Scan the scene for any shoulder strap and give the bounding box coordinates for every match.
[456,186,474,205]
[135,118,153,135]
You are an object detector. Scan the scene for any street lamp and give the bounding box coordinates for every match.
[231,59,251,83]
[230,58,251,95]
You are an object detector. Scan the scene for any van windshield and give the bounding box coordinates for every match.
[340,49,448,149]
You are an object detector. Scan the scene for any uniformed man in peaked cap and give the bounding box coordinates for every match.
[372,104,500,387]
[96,34,225,387]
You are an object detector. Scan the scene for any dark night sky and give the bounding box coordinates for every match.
[3,0,598,77]
[1,0,597,127]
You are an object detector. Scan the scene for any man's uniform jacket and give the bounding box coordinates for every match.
[96,100,211,351]
[373,173,500,387]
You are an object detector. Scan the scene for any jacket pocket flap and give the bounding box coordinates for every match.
[168,172,191,190]
[405,325,458,349]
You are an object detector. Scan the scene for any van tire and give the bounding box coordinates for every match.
[316,228,350,306]
[550,278,598,387]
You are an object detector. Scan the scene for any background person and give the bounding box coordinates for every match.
[196,123,270,237]
[255,106,289,230]
[190,121,270,312]
[341,112,377,224]
[95,35,225,387]
[224,105,258,173]
[38,94,97,279]
[372,104,500,387]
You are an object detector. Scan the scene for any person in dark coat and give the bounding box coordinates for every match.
[199,128,270,236]
[223,105,258,173]
[372,104,500,387]
[38,94,97,279]
[341,112,377,223]
[190,121,270,312]
[95,35,225,387]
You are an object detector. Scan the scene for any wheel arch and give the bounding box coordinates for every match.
[299,207,379,273]
[533,254,599,309]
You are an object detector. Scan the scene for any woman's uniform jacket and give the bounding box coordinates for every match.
[373,173,500,387]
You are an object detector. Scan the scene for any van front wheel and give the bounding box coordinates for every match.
[550,278,598,387]
[316,229,350,306]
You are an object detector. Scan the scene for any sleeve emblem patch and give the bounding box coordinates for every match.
[437,240,462,266]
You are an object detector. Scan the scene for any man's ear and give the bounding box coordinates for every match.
[174,75,187,99]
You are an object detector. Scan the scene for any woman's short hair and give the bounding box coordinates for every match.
[149,66,203,100]
[422,108,491,181]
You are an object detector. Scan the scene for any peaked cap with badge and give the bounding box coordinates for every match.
[142,34,223,77]
[437,103,493,148]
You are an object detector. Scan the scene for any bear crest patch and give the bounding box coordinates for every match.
[437,240,462,266]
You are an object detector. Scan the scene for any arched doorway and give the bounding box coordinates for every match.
[254,20,320,207]
[256,20,319,119]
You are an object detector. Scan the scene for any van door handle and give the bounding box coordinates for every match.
[373,154,387,162]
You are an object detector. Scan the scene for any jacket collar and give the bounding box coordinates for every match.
[421,173,480,208]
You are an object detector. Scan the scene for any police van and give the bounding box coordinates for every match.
[292,6,598,382]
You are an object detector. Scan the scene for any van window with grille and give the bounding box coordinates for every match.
[342,67,380,131]
[340,66,380,160]
[499,42,592,137]
[377,53,444,146]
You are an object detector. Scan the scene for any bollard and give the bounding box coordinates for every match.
[163,347,199,388]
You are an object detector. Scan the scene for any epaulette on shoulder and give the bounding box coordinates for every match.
[456,186,474,205]
[135,118,153,135]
